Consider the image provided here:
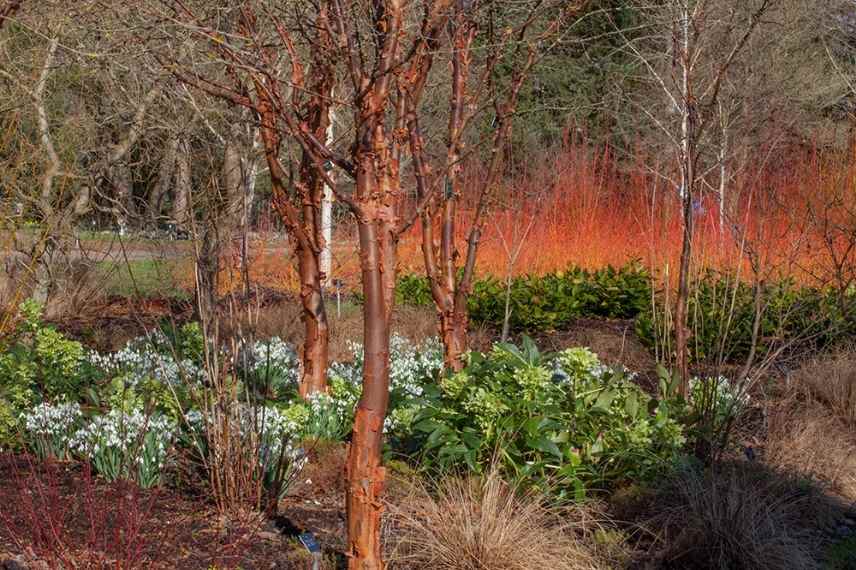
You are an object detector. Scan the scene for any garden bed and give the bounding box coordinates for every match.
[0,455,325,569]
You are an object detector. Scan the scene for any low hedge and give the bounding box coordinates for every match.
[636,272,856,362]
[395,263,652,332]
[395,265,856,363]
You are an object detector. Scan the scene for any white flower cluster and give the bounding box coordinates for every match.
[87,332,202,388]
[389,335,443,397]
[330,335,443,397]
[235,405,307,477]
[23,401,81,436]
[71,409,175,467]
[242,337,300,395]
[250,337,298,379]
[183,408,204,430]
[327,340,364,385]
[383,405,419,435]
[22,402,83,459]
[689,375,751,411]
[240,406,294,447]
[306,391,352,436]
[588,362,612,381]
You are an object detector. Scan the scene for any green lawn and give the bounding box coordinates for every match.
[96,259,190,299]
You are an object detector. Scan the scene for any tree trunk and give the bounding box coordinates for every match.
[320,95,335,287]
[173,137,191,228]
[296,152,331,397]
[675,1,694,396]
[196,224,220,322]
[34,37,60,220]
[240,154,258,230]
[108,163,135,230]
[297,246,330,398]
[73,185,91,217]
[346,213,390,570]
[674,190,693,396]
[420,189,469,370]
[439,300,468,371]
[237,151,257,297]
[222,130,244,232]
[718,108,728,234]
[149,135,179,224]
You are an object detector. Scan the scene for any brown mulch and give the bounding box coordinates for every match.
[50,288,298,352]
[0,454,346,569]
[278,443,349,557]
[50,296,195,351]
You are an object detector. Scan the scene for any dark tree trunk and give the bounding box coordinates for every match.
[149,135,179,224]
[196,224,221,322]
[173,137,191,229]
[674,191,693,396]
[675,102,697,396]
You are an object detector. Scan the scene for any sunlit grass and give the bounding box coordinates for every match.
[97,259,190,299]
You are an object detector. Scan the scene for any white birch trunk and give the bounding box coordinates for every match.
[320,98,335,287]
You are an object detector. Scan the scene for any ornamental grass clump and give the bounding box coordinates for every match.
[23,401,82,460]
[790,345,856,425]
[384,465,610,570]
[644,461,827,570]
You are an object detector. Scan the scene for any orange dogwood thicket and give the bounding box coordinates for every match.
[220,143,854,292]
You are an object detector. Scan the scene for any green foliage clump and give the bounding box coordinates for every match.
[410,339,685,498]
[635,272,856,363]
[396,264,652,333]
[0,300,90,449]
[395,274,435,307]
[0,299,88,399]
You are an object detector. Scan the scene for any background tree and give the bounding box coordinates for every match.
[617,0,780,392]
[144,1,337,397]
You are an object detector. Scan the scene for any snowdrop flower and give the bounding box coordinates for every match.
[23,402,81,435]
[329,334,442,398]
[22,402,82,459]
[88,332,203,388]
[689,375,750,411]
[71,409,176,476]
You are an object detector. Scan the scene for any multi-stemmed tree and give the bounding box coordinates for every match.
[148,2,454,565]
[404,1,569,370]
[147,2,574,563]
